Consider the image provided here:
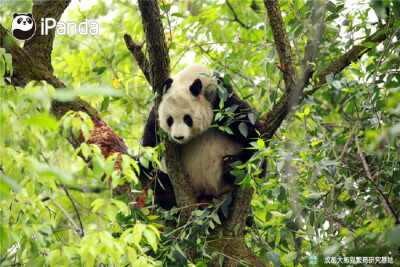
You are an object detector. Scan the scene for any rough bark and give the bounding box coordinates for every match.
[264,0,298,91]
[261,3,391,141]
[304,23,390,97]
[24,0,71,73]
[136,0,198,219]
[125,2,264,266]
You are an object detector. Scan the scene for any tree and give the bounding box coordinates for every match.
[1,0,399,266]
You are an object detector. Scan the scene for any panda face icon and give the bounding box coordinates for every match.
[11,13,36,41]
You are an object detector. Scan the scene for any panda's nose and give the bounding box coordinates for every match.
[174,136,184,141]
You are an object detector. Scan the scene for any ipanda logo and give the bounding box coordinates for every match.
[11,13,99,40]
[11,13,36,40]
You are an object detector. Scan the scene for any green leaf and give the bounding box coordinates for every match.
[93,66,107,75]
[267,251,281,266]
[269,48,276,60]
[101,96,109,111]
[143,229,158,251]
[0,174,21,192]
[219,255,224,266]
[171,12,184,18]
[285,252,297,262]
[25,114,59,130]
[127,247,137,263]
[234,223,241,236]
[326,73,334,84]
[38,167,74,184]
[239,122,248,137]
[212,213,221,224]
[332,80,342,89]
[385,225,400,246]
[107,204,118,222]
[363,42,378,48]
[248,112,257,125]
[224,126,233,135]
[4,53,12,76]
[324,244,340,256]
[0,57,5,78]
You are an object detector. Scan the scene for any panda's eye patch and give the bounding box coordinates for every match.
[167,116,173,127]
[27,18,32,24]
[184,115,193,127]
[17,18,23,24]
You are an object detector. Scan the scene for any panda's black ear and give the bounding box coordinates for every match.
[190,79,202,97]
[13,13,19,19]
[162,78,173,93]
[27,13,33,18]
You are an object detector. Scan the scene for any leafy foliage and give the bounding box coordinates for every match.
[1,0,400,266]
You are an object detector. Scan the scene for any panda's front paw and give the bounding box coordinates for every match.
[222,154,240,173]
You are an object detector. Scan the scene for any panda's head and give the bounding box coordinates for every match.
[159,78,214,144]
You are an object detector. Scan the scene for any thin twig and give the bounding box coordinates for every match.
[226,0,250,29]
[355,136,399,224]
[161,0,173,50]
[51,195,83,237]
[63,186,85,237]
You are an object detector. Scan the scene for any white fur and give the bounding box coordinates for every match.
[182,128,242,197]
[11,15,34,32]
[159,64,215,144]
[158,64,243,198]
[168,64,215,96]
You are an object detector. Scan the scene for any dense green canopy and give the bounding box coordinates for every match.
[1,0,399,266]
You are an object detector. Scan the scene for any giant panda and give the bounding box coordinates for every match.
[141,64,262,205]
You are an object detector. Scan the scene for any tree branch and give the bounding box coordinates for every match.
[261,22,392,140]
[63,186,85,236]
[226,0,250,30]
[137,0,170,93]
[305,24,390,97]
[24,0,71,72]
[136,0,198,216]
[51,195,83,237]
[355,136,400,224]
[123,35,150,83]
[264,0,297,90]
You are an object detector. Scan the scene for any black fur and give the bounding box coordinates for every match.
[189,79,202,96]
[212,77,260,163]
[141,107,158,147]
[163,78,173,92]
[141,76,262,208]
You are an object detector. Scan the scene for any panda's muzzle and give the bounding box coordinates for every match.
[174,136,184,141]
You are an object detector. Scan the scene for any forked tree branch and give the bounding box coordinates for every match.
[305,24,390,97]
[355,136,399,224]
[51,195,83,237]
[123,35,150,83]
[261,20,391,141]
[24,0,71,72]
[126,2,265,265]
[264,0,298,90]
[135,0,198,215]
[226,0,250,29]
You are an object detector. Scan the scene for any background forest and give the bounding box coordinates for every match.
[1,0,400,266]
